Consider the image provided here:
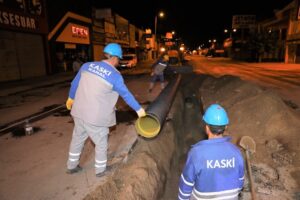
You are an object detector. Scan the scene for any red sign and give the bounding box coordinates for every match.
[72,26,88,38]
[165,41,173,46]
[165,32,173,39]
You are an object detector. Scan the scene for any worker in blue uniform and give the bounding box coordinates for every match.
[178,104,244,200]
[148,54,169,92]
[65,43,146,177]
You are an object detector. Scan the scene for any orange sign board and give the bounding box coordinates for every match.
[165,32,173,39]
[56,23,90,44]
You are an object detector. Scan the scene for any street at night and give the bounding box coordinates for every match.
[191,56,300,107]
[0,0,300,200]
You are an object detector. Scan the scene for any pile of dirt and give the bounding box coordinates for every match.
[84,94,184,200]
[83,75,299,200]
[200,75,300,200]
[84,132,174,200]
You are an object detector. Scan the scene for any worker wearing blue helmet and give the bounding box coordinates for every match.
[103,43,123,59]
[65,43,146,177]
[178,104,244,200]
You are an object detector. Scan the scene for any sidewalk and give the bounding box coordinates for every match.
[0,72,75,97]
[0,62,154,128]
[0,71,162,200]
[0,60,154,97]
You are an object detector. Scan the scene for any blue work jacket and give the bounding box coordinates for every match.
[178,137,244,200]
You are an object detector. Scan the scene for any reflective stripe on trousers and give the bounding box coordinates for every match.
[190,189,239,200]
[67,117,109,174]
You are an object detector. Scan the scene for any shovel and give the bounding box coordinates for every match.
[239,136,256,200]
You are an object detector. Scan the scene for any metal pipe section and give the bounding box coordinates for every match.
[135,74,182,138]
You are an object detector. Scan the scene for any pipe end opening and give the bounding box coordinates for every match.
[135,114,161,138]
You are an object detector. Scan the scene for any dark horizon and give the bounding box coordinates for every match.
[47,0,292,49]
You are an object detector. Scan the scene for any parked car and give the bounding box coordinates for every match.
[118,54,137,68]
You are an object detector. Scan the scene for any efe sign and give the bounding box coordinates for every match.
[72,26,88,38]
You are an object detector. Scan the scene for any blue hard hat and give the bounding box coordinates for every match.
[203,104,229,126]
[104,43,122,59]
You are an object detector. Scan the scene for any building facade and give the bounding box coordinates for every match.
[285,0,300,63]
[48,12,92,73]
[0,0,49,81]
[259,0,300,63]
[92,8,153,61]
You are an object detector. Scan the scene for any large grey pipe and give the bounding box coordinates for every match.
[135,74,182,138]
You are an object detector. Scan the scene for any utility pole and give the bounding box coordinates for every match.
[154,11,164,59]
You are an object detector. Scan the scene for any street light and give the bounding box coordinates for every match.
[154,11,164,58]
[154,11,164,39]
[224,28,237,38]
[223,29,237,57]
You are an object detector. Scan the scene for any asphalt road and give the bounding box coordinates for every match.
[189,55,300,110]
[191,56,300,88]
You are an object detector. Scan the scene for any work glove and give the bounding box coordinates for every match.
[136,108,146,118]
[66,97,74,110]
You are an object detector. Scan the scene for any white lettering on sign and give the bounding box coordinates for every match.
[72,26,88,38]
[0,11,36,29]
[207,157,235,169]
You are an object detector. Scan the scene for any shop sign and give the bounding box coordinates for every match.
[56,23,90,44]
[165,41,173,46]
[145,29,151,34]
[0,0,47,33]
[165,32,173,39]
[223,38,232,48]
[0,10,36,29]
[72,25,88,38]
[232,15,256,29]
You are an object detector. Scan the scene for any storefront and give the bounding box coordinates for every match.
[285,0,300,63]
[48,12,92,73]
[0,0,49,81]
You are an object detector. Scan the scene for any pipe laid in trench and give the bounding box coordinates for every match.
[135,74,182,138]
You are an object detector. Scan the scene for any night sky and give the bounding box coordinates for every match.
[47,0,292,49]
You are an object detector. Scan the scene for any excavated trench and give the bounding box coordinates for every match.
[84,74,207,200]
[159,74,206,200]
[85,74,300,200]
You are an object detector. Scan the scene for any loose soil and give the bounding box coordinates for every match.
[84,74,299,200]
[1,73,299,200]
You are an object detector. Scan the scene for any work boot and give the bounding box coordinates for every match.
[96,165,113,177]
[66,165,82,174]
